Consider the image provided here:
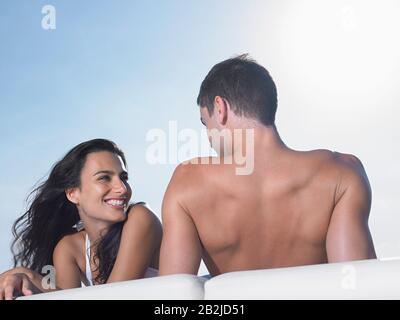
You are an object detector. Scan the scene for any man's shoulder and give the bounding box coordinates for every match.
[173,157,218,178]
[166,157,221,200]
[330,151,366,175]
[305,149,364,171]
[297,149,370,211]
[300,149,368,188]
[327,151,370,200]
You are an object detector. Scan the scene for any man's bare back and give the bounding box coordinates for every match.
[160,142,376,276]
[159,55,376,276]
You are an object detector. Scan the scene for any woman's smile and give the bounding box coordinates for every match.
[104,197,128,210]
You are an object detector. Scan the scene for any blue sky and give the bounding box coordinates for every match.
[1,0,399,272]
[0,0,259,272]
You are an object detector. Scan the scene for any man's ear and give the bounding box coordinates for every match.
[213,96,229,126]
[65,188,79,205]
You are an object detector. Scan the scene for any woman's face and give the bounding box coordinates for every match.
[69,151,132,225]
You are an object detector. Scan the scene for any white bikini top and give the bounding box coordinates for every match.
[85,233,94,286]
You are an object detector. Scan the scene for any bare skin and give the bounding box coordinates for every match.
[52,203,161,289]
[0,268,42,300]
[159,97,376,276]
[0,204,161,298]
[0,151,162,299]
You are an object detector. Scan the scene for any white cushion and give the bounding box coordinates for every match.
[19,274,206,300]
[18,258,400,300]
[204,258,400,299]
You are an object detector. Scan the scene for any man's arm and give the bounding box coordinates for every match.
[159,165,202,276]
[326,154,376,262]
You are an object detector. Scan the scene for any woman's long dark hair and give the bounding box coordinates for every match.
[11,138,130,284]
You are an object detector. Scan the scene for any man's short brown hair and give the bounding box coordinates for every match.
[197,54,278,126]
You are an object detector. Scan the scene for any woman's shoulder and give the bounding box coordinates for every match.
[127,202,150,217]
[125,202,162,230]
[53,231,85,261]
[127,201,147,211]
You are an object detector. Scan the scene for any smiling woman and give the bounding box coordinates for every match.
[0,139,162,299]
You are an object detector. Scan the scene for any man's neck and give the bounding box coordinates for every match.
[231,123,289,160]
[253,125,288,153]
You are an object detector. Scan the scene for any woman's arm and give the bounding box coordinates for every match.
[0,268,44,300]
[106,204,162,282]
[0,272,44,300]
[2,205,162,298]
[1,235,84,299]
[1,267,34,279]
